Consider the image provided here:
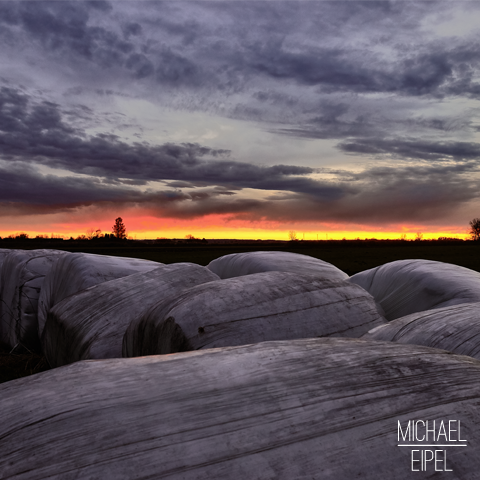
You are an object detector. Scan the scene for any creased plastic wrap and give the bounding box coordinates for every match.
[0,249,68,350]
[37,252,161,338]
[350,259,480,320]
[363,302,480,360]
[123,271,386,357]
[42,263,219,367]
[2,339,480,479]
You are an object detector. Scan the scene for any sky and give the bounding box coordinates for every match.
[1,0,480,240]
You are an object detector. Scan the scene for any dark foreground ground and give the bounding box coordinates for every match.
[1,239,478,383]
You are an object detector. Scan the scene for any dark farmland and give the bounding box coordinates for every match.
[0,237,478,276]
[1,239,478,383]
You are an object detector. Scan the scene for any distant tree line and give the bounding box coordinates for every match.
[0,217,129,241]
[1,217,479,242]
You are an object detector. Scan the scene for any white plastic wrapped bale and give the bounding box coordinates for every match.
[207,250,348,280]
[0,248,13,290]
[37,252,162,339]
[123,272,386,357]
[3,338,480,480]
[349,259,480,321]
[42,263,219,367]
[363,302,480,360]
[0,249,68,351]
[0,248,12,267]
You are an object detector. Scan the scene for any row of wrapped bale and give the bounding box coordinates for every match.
[41,252,480,367]
[2,338,480,479]
[7,249,480,369]
[41,252,386,367]
[124,256,480,360]
[350,259,480,320]
[0,250,161,352]
[3,248,359,361]
[352,259,480,360]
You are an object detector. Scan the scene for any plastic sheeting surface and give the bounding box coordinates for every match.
[123,272,386,357]
[349,259,480,320]
[207,251,348,280]
[0,248,13,294]
[37,252,161,338]
[0,249,68,350]
[42,263,219,367]
[2,338,480,479]
[363,302,480,360]
[0,248,12,267]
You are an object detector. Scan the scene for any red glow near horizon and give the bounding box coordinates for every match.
[0,213,470,241]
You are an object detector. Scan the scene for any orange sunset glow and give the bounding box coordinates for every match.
[0,213,469,241]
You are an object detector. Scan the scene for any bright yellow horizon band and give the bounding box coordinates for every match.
[0,229,470,241]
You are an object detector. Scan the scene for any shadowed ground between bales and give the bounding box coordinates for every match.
[0,347,49,383]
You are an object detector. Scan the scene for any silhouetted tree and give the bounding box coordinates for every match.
[469,218,480,241]
[414,232,424,241]
[9,232,29,239]
[288,230,298,241]
[86,228,103,240]
[112,217,127,239]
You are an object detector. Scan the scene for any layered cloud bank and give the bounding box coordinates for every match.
[1,1,479,237]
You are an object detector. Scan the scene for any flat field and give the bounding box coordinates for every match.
[1,238,478,275]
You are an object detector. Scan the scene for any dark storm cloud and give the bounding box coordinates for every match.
[2,82,480,225]
[0,1,206,88]
[243,41,452,96]
[339,138,480,162]
[2,1,479,101]
[0,86,346,202]
[201,2,480,99]
[321,163,479,224]
[150,196,264,220]
[345,161,480,181]
[273,102,477,142]
[0,161,268,219]
[2,157,479,227]
[0,162,136,207]
[125,53,154,79]
[0,1,134,71]
[228,162,480,225]
[274,102,377,140]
